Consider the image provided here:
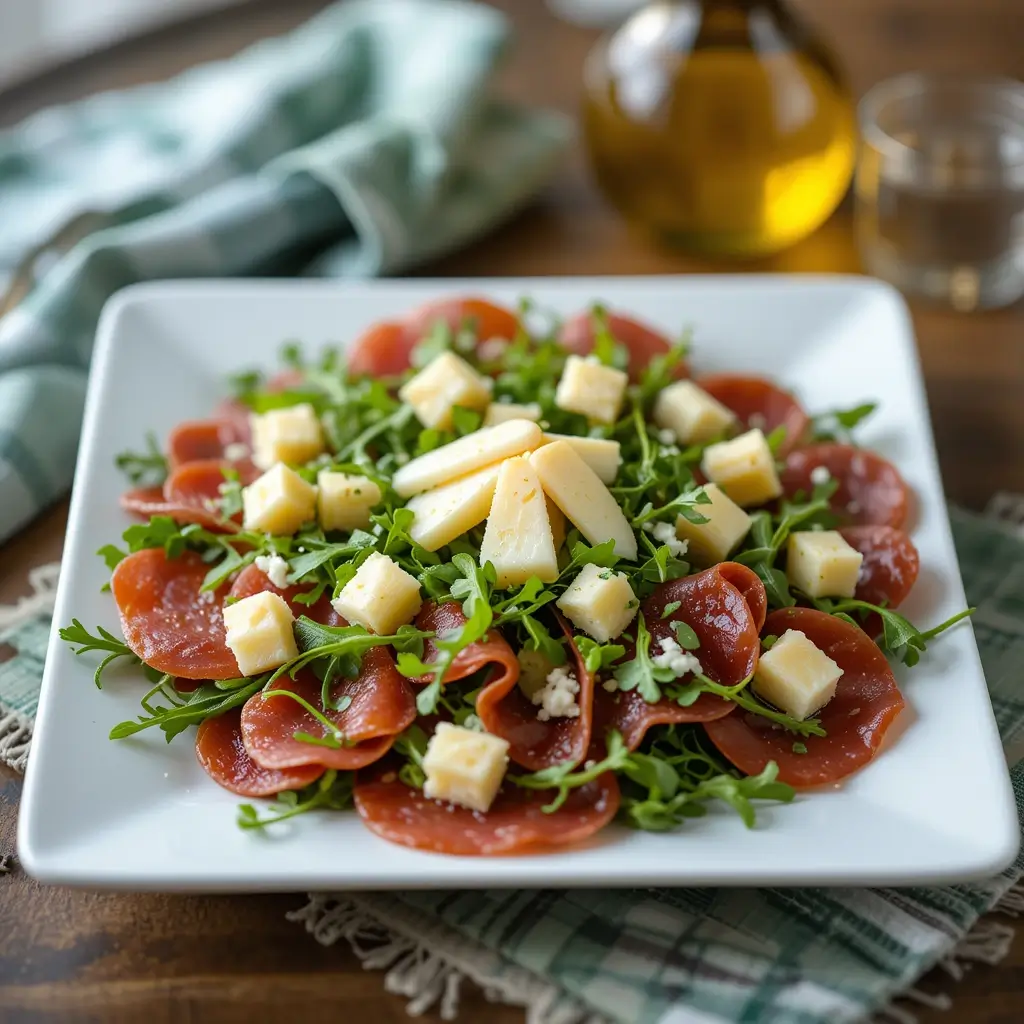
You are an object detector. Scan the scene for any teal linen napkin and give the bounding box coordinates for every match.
[0,0,570,543]
[3,507,1023,1022]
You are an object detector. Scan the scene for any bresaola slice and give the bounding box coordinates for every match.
[347,298,520,377]
[354,770,620,855]
[704,607,905,788]
[592,563,765,752]
[782,444,910,528]
[168,418,249,467]
[111,548,239,679]
[839,525,920,608]
[476,612,596,771]
[698,374,809,456]
[559,310,686,381]
[196,708,323,797]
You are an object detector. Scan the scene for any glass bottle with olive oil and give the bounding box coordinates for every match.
[583,0,856,256]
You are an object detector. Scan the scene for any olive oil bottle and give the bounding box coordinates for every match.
[583,0,856,257]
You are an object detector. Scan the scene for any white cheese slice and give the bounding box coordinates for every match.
[653,380,737,445]
[392,419,544,497]
[531,440,638,560]
[673,483,752,566]
[483,401,541,426]
[405,462,502,552]
[752,629,843,720]
[554,355,628,424]
[330,552,423,635]
[479,456,559,587]
[701,428,782,507]
[242,462,318,536]
[556,562,638,643]
[223,591,299,677]
[786,530,864,599]
[397,350,492,430]
[422,722,510,813]
[542,434,621,484]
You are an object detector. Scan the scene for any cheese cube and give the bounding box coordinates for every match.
[516,649,556,699]
[392,419,543,497]
[483,401,541,427]
[542,434,621,484]
[653,380,737,445]
[479,457,559,587]
[330,552,422,635]
[554,355,628,424]
[398,351,492,430]
[317,471,381,532]
[752,629,843,720]
[556,562,638,644]
[674,483,752,566]
[701,428,782,507]
[250,403,324,470]
[405,463,502,552]
[786,530,864,599]
[242,463,318,535]
[531,441,637,561]
[223,591,299,677]
[422,722,510,812]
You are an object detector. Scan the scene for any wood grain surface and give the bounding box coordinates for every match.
[2,1,1023,1021]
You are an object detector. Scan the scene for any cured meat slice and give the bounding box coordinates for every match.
[559,310,686,381]
[704,607,905,787]
[229,563,338,625]
[782,444,909,528]
[404,297,520,347]
[475,612,596,771]
[354,770,620,855]
[111,548,239,679]
[347,298,520,377]
[240,658,413,771]
[698,374,809,456]
[119,485,239,533]
[196,708,323,797]
[592,564,764,751]
[169,419,249,467]
[839,525,920,609]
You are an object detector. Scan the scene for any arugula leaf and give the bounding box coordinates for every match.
[59,619,138,688]
[115,432,167,487]
[811,402,878,443]
[575,637,626,675]
[612,614,678,703]
[671,621,701,650]
[509,730,632,812]
[237,769,354,830]
[97,544,127,572]
[392,724,430,788]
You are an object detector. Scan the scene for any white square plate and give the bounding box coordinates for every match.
[19,276,1020,891]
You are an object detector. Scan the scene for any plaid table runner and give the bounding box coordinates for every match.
[3,502,1022,1024]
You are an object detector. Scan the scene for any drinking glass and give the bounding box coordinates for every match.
[856,74,1024,311]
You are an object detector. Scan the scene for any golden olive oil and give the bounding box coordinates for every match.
[583,1,856,257]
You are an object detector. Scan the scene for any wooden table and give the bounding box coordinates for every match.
[2,1,1023,1020]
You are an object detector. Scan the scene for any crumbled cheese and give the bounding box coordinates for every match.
[223,442,250,462]
[477,337,509,362]
[531,666,581,722]
[650,521,689,557]
[254,553,290,589]
[659,444,680,457]
[602,678,619,692]
[749,413,767,430]
[651,637,703,678]
[657,428,676,445]
[810,465,831,486]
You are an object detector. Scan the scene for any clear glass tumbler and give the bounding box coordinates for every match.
[856,74,1024,311]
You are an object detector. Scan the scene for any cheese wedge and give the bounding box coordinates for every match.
[223,591,298,677]
[554,355,628,424]
[556,562,638,643]
[752,629,843,720]
[653,380,737,445]
[422,722,510,813]
[786,530,864,599]
[398,350,491,430]
[479,456,559,587]
[330,552,423,635]
[249,403,324,470]
[483,401,541,426]
[392,419,543,497]
[530,441,637,561]
[701,428,782,507]
[405,463,502,552]
[673,483,752,566]
[542,434,621,484]
[317,471,381,532]
[242,462,318,536]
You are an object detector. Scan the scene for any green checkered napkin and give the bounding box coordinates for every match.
[3,508,1022,1023]
[0,0,569,543]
